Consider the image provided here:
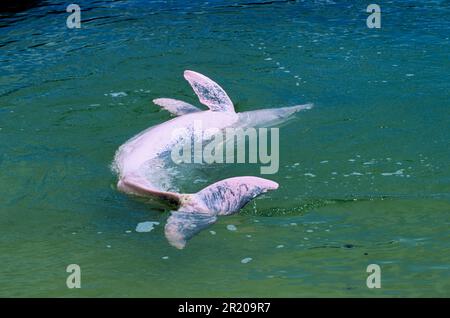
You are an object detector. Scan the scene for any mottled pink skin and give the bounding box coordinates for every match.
[179,176,278,215]
[226,176,279,190]
[184,70,234,112]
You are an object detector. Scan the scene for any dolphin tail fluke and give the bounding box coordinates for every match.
[165,176,278,249]
[164,211,218,249]
[179,176,279,215]
[121,174,278,249]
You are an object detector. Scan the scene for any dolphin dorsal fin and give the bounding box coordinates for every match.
[153,98,201,116]
[184,70,235,113]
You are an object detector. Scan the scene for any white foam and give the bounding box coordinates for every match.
[381,169,404,176]
[108,92,127,97]
[227,224,237,231]
[135,221,160,233]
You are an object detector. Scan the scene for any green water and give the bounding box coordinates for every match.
[1,0,449,297]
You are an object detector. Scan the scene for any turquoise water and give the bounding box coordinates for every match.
[1,0,449,297]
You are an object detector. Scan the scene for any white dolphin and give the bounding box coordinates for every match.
[113,70,313,248]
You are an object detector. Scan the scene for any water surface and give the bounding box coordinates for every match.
[0,0,449,297]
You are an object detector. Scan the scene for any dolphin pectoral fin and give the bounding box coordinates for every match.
[153,98,202,116]
[183,70,235,113]
[164,211,218,249]
[236,103,314,128]
[182,176,279,216]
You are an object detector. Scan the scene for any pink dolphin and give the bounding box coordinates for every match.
[112,70,313,248]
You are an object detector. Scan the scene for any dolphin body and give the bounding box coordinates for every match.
[113,70,313,248]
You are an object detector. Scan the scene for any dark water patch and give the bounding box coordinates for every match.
[0,0,44,14]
